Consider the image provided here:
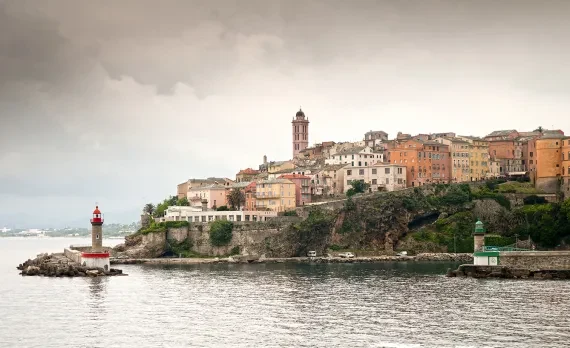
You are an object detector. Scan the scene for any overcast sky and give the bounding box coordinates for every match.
[1,0,570,228]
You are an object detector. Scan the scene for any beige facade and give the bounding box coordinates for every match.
[313,164,347,195]
[267,161,295,174]
[255,179,296,212]
[343,163,406,192]
[487,160,501,178]
[435,137,471,182]
[325,146,383,166]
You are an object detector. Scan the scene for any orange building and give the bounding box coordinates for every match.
[244,182,257,211]
[387,139,451,187]
[535,136,565,193]
[562,138,570,198]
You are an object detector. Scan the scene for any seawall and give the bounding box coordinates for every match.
[111,253,473,265]
[499,251,570,270]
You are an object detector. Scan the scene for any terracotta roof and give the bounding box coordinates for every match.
[237,168,259,175]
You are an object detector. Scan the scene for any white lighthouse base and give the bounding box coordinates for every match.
[81,252,110,271]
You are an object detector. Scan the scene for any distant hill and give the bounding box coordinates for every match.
[0,207,141,229]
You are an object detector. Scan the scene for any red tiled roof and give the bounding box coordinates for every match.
[238,168,260,175]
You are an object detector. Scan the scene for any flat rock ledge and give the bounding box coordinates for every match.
[446,264,570,280]
[17,253,126,277]
[111,253,473,265]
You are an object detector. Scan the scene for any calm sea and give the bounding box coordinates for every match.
[1,237,570,348]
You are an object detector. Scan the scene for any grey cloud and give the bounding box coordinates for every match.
[2,0,570,227]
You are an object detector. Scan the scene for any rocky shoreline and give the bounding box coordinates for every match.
[111,252,473,265]
[18,253,126,277]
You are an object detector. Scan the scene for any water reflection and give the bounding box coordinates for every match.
[4,238,570,348]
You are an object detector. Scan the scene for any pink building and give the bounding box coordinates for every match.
[187,184,227,210]
[278,174,311,206]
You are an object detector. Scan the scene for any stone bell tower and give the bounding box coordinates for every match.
[292,107,309,158]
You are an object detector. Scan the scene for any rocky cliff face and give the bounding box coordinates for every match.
[116,184,510,258]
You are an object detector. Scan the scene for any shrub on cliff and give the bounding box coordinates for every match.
[523,195,548,205]
[291,208,335,256]
[209,220,234,246]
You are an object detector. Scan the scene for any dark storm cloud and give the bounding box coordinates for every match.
[1,0,570,227]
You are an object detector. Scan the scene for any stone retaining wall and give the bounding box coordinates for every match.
[499,251,570,270]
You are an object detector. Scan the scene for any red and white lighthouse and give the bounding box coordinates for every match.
[80,205,110,270]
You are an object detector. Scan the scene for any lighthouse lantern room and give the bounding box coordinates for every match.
[80,205,110,270]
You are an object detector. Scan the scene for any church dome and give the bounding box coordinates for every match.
[296,108,305,117]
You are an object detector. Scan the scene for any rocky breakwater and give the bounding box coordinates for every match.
[446,264,570,280]
[17,253,125,277]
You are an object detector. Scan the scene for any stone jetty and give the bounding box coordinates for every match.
[18,253,126,277]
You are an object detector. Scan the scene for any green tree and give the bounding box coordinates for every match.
[346,180,369,197]
[216,205,229,211]
[227,188,245,210]
[143,203,155,216]
[534,126,544,133]
[209,220,234,246]
[177,197,190,206]
[167,196,178,206]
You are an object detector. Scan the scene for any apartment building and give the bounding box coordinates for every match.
[255,179,296,212]
[343,163,406,192]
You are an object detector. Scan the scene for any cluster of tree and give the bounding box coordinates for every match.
[143,196,189,218]
[346,180,370,197]
[143,189,246,218]
[509,199,570,248]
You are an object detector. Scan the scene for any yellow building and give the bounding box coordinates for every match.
[267,160,295,174]
[255,179,296,212]
[462,137,490,181]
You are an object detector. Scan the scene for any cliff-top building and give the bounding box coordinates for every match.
[292,108,309,158]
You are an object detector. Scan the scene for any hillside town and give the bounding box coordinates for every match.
[159,108,569,222]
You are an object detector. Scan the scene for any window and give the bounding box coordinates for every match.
[397,167,403,174]
[359,169,364,175]
[195,216,199,222]
[347,180,351,185]
[385,168,390,174]
[530,152,534,157]
[347,170,352,176]
[372,179,377,185]
[398,178,403,184]
[372,168,377,174]
[386,178,390,184]
[358,161,362,166]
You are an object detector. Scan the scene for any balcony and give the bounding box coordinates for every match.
[255,192,281,199]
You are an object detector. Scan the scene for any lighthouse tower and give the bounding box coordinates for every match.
[80,205,110,270]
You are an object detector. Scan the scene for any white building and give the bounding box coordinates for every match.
[325,146,384,166]
[157,206,277,223]
[343,163,407,193]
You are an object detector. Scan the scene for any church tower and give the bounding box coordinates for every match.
[292,108,309,158]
